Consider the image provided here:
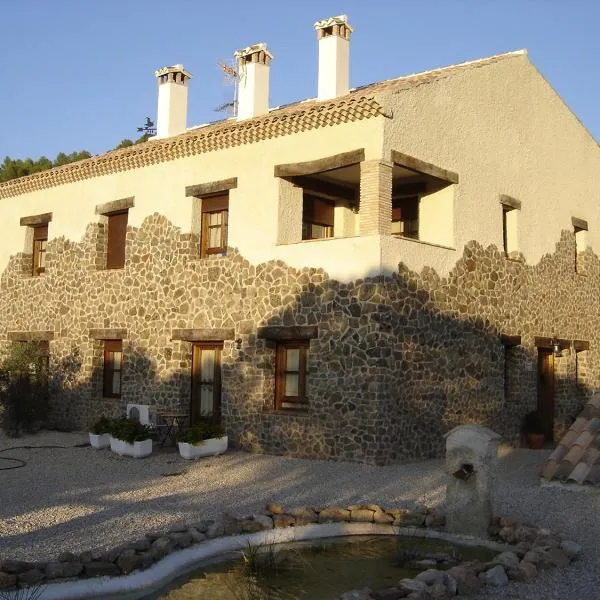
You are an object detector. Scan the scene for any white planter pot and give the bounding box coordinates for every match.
[178,436,228,460]
[89,432,111,449]
[110,437,152,458]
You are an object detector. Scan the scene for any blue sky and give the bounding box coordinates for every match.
[1,0,599,160]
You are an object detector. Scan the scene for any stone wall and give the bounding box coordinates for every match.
[0,213,598,464]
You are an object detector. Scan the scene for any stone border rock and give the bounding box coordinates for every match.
[0,503,581,600]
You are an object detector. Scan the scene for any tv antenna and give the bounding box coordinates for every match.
[137,116,156,135]
[216,59,239,116]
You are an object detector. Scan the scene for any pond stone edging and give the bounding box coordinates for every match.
[0,502,581,600]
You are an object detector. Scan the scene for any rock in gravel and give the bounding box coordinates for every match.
[188,528,207,543]
[128,537,151,552]
[507,561,537,581]
[239,518,264,533]
[479,565,509,587]
[206,521,225,538]
[370,587,404,600]
[150,537,174,561]
[18,568,45,585]
[1,560,34,574]
[266,502,284,514]
[430,582,449,599]
[0,572,17,589]
[350,509,375,523]
[415,568,445,585]
[318,507,350,522]
[288,507,318,525]
[170,531,193,548]
[78,551,94,564]
[447,566,481,595]
[191,520,212,533]
[538,547,571,569]
[492,551,520,568]
[560,540,582,560]
[117,550,144,574]
[252,514,274,529]
[373,510,394,524]
[46,562,68,579]
[85,562,121,577]
[139,552,154,569]
[398,578,428,594]
[273,514,296,528]
[222,514,242,536]
[58,551,78,562]
[523,550,542,565]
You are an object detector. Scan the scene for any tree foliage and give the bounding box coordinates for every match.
[0,134,152,183]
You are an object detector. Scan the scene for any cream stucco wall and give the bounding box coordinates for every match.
[380,52,600,272]
[418,184,455,248]
[0,117,384,278]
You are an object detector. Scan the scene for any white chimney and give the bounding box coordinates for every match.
[314,15,353,101]
[234,43,273,121]
[154,64,192,138]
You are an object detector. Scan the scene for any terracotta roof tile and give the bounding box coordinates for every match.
[541,404,600,486]
[0,50,525,200]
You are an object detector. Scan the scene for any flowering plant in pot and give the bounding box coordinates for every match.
[89,416,113,449]
[177,422,227,459]
[522,410,545,449]
[110,417,153,458]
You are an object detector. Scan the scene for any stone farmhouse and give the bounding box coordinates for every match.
[1,15,599,464]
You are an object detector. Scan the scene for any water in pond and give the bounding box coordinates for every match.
[152,535,496,600]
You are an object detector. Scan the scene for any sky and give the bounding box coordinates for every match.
[1,0,599,160]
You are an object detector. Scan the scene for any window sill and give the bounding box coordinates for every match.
[263,409,310,418]
[276,235,361,247]
[390,235,455,251]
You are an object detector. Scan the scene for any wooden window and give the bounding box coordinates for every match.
[103,340,123,398]
[275,341,309,411]
[106,210,128,269]
[302,194,334,240]
[32,225,48,276]
[201,194,229,257]
[392,196,419,239]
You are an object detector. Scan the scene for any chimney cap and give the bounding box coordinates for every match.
[154,64,192,79]
[314,14,353,37]
[234,42,274,62]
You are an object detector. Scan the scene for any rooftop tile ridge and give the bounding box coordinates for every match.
[355,48,528,93]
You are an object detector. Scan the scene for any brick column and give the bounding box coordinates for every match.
[359,160,392,236]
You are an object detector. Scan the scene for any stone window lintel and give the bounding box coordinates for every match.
[185,178,238,198]
[7,331,54,342]
[89,328,128,340]
[95,197,134,216]
[19,213,53,227]
[390,149,458,184]
[499,195,521,211]
[274,149,365,178]
[257,326,318,341]
[171,328,235,342]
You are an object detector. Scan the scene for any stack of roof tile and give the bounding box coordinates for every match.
[541,395,600,485]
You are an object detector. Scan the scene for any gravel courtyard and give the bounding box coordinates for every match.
[0,430,598,599]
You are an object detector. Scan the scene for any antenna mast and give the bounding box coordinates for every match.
[216,59,239,116]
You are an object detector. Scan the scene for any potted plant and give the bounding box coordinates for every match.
[110,417,153,458]
[89,415,113,449]
[177,422,227,460]
[522,410,545,449]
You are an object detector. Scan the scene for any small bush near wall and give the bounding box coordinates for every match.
[0,342,49,436]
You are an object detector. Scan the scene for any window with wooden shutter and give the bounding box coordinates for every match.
[391,196,419,239]
[106,211,128,269]
[200,194,229,257]
[302,194,334,240]
[32,225,48,276]
[275,341,309,411]
[103,340,123,398]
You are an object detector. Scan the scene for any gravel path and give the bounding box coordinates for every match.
[0,431,595,599]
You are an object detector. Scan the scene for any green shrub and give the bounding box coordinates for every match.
[0,342,49,436]
[177,422,226,445]
[90,415,113,435]
[110,417,151,444]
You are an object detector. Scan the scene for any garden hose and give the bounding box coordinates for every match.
[0,443,88,471]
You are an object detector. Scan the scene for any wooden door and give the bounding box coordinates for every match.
[537,349,555,443]
[191,343,222,425]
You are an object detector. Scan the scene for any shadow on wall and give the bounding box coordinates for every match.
[0,213,596,464]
